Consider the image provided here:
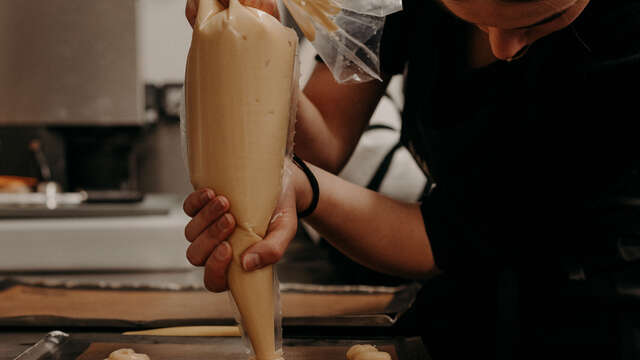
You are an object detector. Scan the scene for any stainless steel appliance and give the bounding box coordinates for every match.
[0,0,143,126]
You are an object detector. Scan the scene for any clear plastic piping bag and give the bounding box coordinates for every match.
[182,0,300,359]
[281,0,402,83]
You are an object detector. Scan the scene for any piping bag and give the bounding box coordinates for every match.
[183,0,298,359]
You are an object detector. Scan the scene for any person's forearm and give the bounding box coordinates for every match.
[293,162,438,279]
[294,92,348,173]
[294,63,389,174]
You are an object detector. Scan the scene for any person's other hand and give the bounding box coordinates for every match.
[186,0,280,28]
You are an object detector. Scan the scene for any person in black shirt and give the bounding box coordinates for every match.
[183,0,640,358]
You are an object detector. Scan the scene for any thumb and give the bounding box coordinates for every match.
[241,188,297,271]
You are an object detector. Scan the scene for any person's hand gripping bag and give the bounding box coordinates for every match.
[183,0,298,359]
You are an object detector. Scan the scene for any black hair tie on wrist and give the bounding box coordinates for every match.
[292,154,319,218]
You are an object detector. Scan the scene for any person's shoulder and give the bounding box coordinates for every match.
[574,1,640,60]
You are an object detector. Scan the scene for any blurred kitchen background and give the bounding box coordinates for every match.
[1,0,225,198]
[0,0,415,280]
[0,0,201,272]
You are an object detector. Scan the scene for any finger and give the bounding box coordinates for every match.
[183,188,215,217]
[203,241,233,292]
[186,0,199,27]
[184,196,231,242]
[186,213,236,266]
[241,190,297,271]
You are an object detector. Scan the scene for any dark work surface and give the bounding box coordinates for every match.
[0,331,430,360]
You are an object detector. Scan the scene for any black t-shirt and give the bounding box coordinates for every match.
[379,1,640,359]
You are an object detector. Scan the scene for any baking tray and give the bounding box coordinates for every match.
[0,278,421,328]
[12,331,430,360]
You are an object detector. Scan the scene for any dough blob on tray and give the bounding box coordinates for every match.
[104,348,150,360]
[346,344,391,360]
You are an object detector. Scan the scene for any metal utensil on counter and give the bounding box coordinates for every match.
[12,331,69,360]
[30,139,59,208]
[0,140,87,208]
[28,140,51,183]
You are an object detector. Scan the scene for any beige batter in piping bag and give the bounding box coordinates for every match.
[184,0,298,359]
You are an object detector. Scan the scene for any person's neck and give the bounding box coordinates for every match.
[468,25,498,69]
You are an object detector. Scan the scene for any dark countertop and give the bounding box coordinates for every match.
[0,331,430,360]
[1,332,45,360]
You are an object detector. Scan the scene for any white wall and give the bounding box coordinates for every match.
[137,0,193,85]
[136,0,318,86]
